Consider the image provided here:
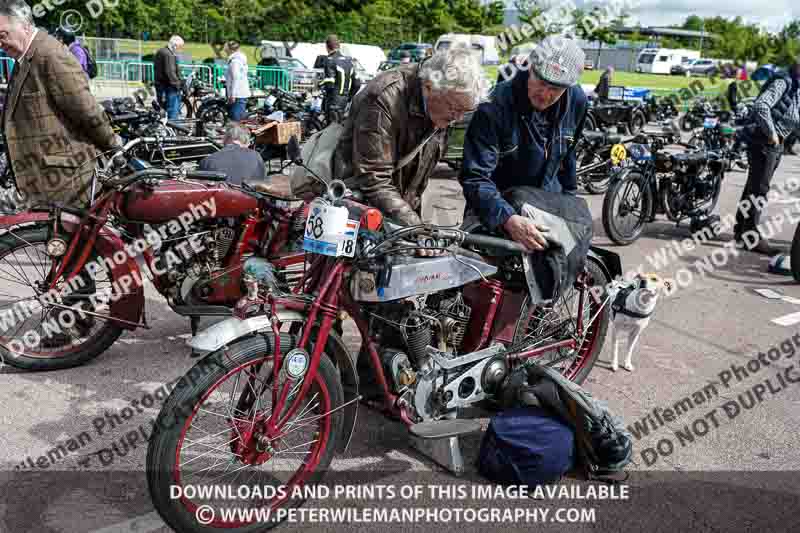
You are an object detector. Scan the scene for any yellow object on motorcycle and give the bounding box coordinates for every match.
[610,144,627,165]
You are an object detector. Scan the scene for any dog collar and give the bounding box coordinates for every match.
[612,287,652,319]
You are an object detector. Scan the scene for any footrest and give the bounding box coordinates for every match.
[409,419,481,440]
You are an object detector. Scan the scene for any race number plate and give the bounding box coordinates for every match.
[302,199,360,257]
[610,144,628,165]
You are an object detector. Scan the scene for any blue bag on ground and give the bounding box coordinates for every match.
[478,406,574,486]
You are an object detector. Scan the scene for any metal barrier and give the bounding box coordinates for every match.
[95,60,127,81]
[250,66,292,92]
[125,61,155,84]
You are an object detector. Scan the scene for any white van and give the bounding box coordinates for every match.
[434,34,500,65]
[636,48,700,74]
[340,44,387,77]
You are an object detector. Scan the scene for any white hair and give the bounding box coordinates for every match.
[0,0,34,27]
[168,35,184,50]
[224,123,251,146]
[418,47,488,108]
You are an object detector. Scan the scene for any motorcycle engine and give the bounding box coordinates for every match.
[153,218,240,305]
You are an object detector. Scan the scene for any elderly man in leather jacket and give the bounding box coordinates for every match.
[333,47,487,226]
[459,36,589,251]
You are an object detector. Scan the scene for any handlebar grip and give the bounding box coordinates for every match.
[186,170,228,182]
[462,233,528,253]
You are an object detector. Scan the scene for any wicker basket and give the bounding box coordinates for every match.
[252,121,302,146]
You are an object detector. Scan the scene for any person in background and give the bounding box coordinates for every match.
[460,36,588,251]
[733,56,800,254]
[225,41,250,121]
[594,65,613,101]
[154,35,184,119]
[315,34,359,124]
[0,0,119,207]
[198,123,265,186]
[399,50,412,64]
[53,26,88,76]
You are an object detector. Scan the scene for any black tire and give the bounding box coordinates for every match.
[680,114,694,132]
[182,96,194,119]
[583,113,598,132]
[602,170,653,245]
[147,334,344,533]
[0,225,124,370]
[511,256,610,385]
[629,110,647,134]
[792,223,800,282]
[581,150,611,194]
[688,134,703,150]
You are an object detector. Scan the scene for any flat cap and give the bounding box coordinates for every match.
[530,36,585,88]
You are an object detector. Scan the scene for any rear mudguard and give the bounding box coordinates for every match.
[0,211,145,330]
[188,312,359,454]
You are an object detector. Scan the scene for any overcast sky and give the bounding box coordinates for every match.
[503,1,797,33]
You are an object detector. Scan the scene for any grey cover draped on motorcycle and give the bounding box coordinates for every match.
[503,186,593,304]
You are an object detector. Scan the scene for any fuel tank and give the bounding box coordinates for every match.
[122,180,258,223]
[350,253,498,303]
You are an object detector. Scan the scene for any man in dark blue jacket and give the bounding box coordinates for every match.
[460,36,588,251]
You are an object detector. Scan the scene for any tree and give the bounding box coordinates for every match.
[572,7,619,66]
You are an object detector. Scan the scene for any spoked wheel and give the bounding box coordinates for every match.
[580,149,612,194]
[629,110,647,134]
[0,226,123,370]
[510,257,610,385]
[147,335,344,532]
[602,171,653,245]
[200,105,228,137]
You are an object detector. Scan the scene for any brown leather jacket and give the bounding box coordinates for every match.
[332,64,448,225]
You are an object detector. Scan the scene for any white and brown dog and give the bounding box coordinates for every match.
[605,273,669,372]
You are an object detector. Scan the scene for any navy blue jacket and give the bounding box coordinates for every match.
[459,70,588,231]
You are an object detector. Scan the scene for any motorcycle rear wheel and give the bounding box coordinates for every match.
[0,226,124,370]
[147,334,344,532]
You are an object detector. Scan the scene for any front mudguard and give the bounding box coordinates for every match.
[0,210,145,330]
[588,246,622,282]
[188,312,360,454]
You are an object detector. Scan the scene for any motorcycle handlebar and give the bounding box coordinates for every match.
[461,232,528,253]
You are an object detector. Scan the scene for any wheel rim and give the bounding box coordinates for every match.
[512,271,606,381]
[172,356,332,528]
[0,236,116,359]
[612,178,647,239]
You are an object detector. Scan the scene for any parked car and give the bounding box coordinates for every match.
[670,59,694,75]
[689,59,718,76]
[378,60,403,72]
[388,42,432,62]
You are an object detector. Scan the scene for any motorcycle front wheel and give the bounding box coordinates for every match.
[147,334,344,533]
[602,170,653,245]
[511,256,610,385]
[0,225,124,370]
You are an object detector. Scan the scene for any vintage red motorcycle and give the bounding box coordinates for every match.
[145,173,623,531]
[0,136,308,371]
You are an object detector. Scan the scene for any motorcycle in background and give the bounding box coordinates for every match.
[0,136,310,371]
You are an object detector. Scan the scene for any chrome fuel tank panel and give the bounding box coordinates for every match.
[350,254,498,302]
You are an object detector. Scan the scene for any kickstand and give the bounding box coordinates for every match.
[190,316,200,337]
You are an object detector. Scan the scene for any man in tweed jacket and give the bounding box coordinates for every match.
[0,1,118,207]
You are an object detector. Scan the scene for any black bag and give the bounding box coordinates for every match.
[81,44,98,79]
[505,364,633,481]
[503,186,593,303]
[478,406,575,487]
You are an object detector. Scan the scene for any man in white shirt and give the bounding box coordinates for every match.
[225,41,251,121]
